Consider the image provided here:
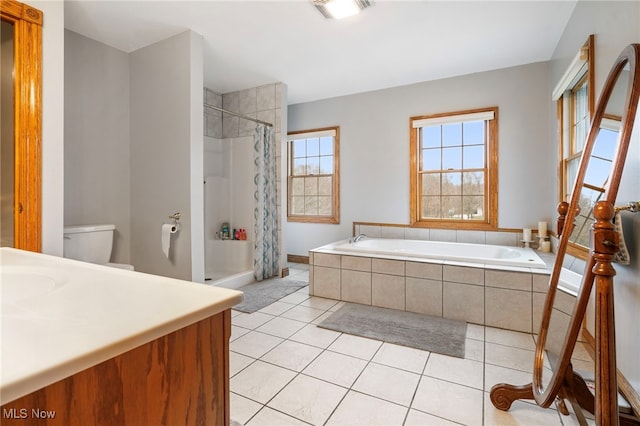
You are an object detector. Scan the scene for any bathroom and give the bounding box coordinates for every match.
[2,0,640,423]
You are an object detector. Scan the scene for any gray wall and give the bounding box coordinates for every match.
[287,61,552,256]
[65,29,204,281]
[550,0,640,402]
[130,30,203,281]
[64,30,131,264]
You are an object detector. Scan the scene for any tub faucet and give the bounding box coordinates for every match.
[349,234,366,243]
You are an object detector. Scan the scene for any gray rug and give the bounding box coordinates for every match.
[318,303,467,358]
[233,278,308,313]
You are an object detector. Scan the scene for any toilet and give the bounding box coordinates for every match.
[63,224,134,270]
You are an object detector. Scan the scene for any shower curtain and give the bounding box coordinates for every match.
[253,124,279,281]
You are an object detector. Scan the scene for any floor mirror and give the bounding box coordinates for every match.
[490,43,640,425]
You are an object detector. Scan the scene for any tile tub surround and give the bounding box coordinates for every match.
[309,249,554,334]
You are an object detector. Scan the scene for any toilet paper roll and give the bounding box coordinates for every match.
[161,224,177,258]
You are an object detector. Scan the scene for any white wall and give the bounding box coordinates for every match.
[130,30,204,281]
[64,30,131,264]
[33,0,64,256]
[287,62,552,256]
[549,0,640,403]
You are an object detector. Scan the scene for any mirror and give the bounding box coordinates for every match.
[533,57,631,408]
[491,43,640,422]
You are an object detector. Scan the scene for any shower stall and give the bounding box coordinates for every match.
[203,85,282,288]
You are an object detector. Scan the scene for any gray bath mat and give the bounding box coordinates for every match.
[318,303,467,358]
[233,278,307,313]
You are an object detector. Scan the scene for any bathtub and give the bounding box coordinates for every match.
[309,237,552,333]
[329,238,547,269]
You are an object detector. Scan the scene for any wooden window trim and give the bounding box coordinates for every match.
[1,0,42,252]
[556,35,595,260]
[409,107,498,230]
[287,126,340,224]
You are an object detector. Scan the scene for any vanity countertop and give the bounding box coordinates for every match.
[0,247,244,405]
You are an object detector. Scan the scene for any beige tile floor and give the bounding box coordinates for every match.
[229,264,594,426]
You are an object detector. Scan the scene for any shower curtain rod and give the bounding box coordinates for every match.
[204,103,273,128]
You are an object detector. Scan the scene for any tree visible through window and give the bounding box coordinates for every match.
[287,127,340,223]
[410,108,498,230]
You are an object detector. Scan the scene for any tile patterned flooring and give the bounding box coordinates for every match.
[229,264,594,425]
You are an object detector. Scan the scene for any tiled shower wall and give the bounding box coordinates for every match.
[204,84,286,272]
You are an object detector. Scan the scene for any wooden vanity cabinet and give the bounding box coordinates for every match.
[1,310,232,426]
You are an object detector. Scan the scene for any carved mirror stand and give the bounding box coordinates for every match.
[490,43,640,425]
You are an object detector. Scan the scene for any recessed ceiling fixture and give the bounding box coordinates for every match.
[314,0,374,19]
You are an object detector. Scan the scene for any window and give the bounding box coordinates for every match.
[287,127,340,223]
[410,107,498,230]
[554,35,595,256]
[556,35,595,204]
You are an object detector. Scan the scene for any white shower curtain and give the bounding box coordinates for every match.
[253,124,279,281]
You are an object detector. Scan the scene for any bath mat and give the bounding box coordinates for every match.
[318,303,467,358]
[233,278,307,313]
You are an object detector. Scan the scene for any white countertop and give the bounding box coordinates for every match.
[0,247,244,405]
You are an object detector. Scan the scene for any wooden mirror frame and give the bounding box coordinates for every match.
[0,0,42,252]
[491,43,640,424]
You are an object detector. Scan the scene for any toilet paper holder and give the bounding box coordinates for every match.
[168,212,181,228]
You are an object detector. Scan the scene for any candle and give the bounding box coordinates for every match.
[523,228,532,241]
[541,240,551,253]
[538,221,548,238]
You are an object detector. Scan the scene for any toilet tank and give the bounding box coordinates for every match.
[63,224,115,264]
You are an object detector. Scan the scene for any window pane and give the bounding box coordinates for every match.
[422,196,441,219]
[291,196,305,215]
[442,123,462,147]
[320,137,333,155]
[307,138,320,156]
[463,172,484,195]
[307,157,320,175]
[290,177,304,196]
[593,128,617,160]
[566,157,580,195]
[319,156,333,174]
[463,195,484,220]
[422,148,441,170]
[421,173,441,196]
[305,177,318,196]
[318,176,332,196]
[442,147,462,170]
[463,121,484,145]
[422,126,441,148]
[570,214,594,247]
[318,196,332,215]
[442,172,461,195]
[293,139,306,157]
[293,158,306,176]
[463,145,484,169]
[443,195,462,218]
[574,82,589,152]
[584,157,611,188]
[304,196,318,215]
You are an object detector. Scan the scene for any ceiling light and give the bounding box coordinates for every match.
[314,0,373,20]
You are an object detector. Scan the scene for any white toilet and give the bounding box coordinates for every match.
[63,224,134,270]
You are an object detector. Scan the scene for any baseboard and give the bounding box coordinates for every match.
[287,254,309,264]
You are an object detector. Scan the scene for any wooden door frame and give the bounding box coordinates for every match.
[1,0,42,252]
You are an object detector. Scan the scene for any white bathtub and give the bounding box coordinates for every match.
[327,238,547,269]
